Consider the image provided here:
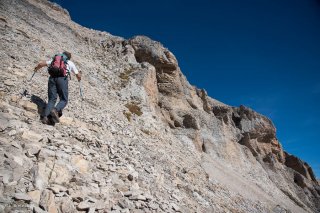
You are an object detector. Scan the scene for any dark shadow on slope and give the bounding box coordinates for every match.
[31,95,46,116]
[30,95,56,126]
[31,95,62,126]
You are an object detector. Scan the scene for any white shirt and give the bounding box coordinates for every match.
[46,59,79,74]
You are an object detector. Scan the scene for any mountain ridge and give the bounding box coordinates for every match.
[0,0,319,212]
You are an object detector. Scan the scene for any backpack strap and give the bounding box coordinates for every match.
[59,53,71,79]
[50,54,57,66]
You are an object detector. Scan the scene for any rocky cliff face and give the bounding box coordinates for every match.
[0,0,319,212]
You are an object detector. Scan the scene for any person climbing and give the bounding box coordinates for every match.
[34,51,81,124]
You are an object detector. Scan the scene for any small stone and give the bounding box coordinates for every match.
[28,190,41,204]
[24,143,42,156]
[12,155,24,166]
[48,184,67,194]
[171,193,181,202]
[131,183,140,191]
[77,201,91,210]
[23,101,38,112]
[135,201,143,209]
[88,207,96,213]
[127,174,133,181]
[0,91,5,98]
[50,163,70,185]
[60,198,76,212]
[24,110,37,119]
[8,129,17,136]
[4,79,15,86]
[71,155,89,174]
[95,200,106,210]
[21,130,43,142]
[39,190,58,213]
[122,208,130,213]
[144,193,153,201]
[70,192,84,203]
[55,192,67,197]
[170,203,180,212]
[14,193,31,202]
[33,206,46,213]
[60,116,73,125]
[273,205,288,213]
[148,202,159,210]
[10,95,20,103]
[118,199,127,209]
[124,191,132,197]
[14,70,26,77]
[1,171,12,184]
[112,204,122,211]
[11,141,21,149]
[7,181,18,186]
[129,195,147,201]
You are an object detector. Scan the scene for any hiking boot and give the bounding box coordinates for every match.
[50,108,60,123]
[58,110,63,117]
[41,117,49,124]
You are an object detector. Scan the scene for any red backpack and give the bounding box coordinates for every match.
[48,54,68,77]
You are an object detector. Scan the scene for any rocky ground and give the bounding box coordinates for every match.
[0,0,319,212]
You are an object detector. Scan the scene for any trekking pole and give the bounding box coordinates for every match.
[29,71,36,81]
[79,81,83,100]
[22,71,36,97]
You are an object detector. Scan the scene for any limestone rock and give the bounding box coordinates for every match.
[33,206,47,213]
[24,143,42,156]
[39,190,58,213]
[4,79,15,86]
[32,163,49,190]
[71,155,89,174]
[48,184,67,194]
[21,130,43,143]
[285,152,317,182]
[183,114,199,130]
[50,163,70,185]
[14,193,32,202]
[170,203,180,212]
[59,197,76,213]
[28,190,41,204]
[77,201,91,210]
[21,101,38,112]
[59,116,73,125]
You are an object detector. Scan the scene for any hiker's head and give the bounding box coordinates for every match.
[63,51,71,60]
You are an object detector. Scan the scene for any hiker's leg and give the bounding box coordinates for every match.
[55,77,69,112]
[43,77,57,117]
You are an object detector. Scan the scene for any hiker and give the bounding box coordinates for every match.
[34,51,81,124]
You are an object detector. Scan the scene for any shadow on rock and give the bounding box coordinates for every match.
[31,95,46,116]
[30,95,57,126]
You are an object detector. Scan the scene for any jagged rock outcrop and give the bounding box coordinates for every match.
[0,0,319,212]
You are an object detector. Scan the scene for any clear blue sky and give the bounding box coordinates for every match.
[51,0,320,178]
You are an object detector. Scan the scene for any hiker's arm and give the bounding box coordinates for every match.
[70,61,81,81]
[34,60,47,71]
[76,72,81,81]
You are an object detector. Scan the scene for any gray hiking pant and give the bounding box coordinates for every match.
[43,76,68,117]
